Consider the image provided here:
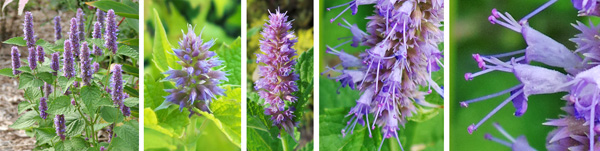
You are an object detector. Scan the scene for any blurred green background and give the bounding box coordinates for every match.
[450,0,600,150]
[246,0,314,150]
[319,1,443,151]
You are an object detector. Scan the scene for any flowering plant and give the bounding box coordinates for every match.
[1,1,140,150]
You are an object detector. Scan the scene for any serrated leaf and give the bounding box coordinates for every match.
[124,97,139,107]
[19,73,44,89]
[0,68,15,77]
[36,72,55,84]
[81,85,103,117]
[99,106,123,123]
[115,122,139,150]
[216,37,241,85]
[3,36,26,46]
[34,128,56,145]
[157,107,189,136]
[85,1,138,19]
[10,111,40,129]
[195,88,241,147]
[291,48,313,122]
[18,101,35,114]
[57,76,76,94]
[151,9,180,73]
[117,45,139,60]
[55,137,88,151]
[144,74,169,109]
[24,87,42,102]
[93,123,111,131]
[47,96,74,115]
[65,119,85,137]
[320,108,384,151]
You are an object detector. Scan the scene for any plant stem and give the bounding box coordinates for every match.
[281,131,289,151]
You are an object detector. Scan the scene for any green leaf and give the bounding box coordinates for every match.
[115,122,139,150]
[3,36,26,46]
[110,137,135,151]
[291,48,313,122]
[247,118,282,151]
[319,77,360,112]
[55,137,88,151]
[156,107,189,136]
[17,101,35,114]
[34,128,56,145]
[151,9,180,73]
[24,87,42,102]
[320,108,383,151]
[10,111,40,129]
[216,37,242,85]
[81,85,104,117]
[247,94,279,139]
[99,106,124,123]
[93,123,112,131]
[47,96,74,115]
[117,45,139,60]
[85,1,139,19]
[65,119,85,137]
[0,68,16,77]
[120,38,139,46]
[143,74,168,109]
[122,64,139,77]
[18,73,44,90]
[124,97,139,107]
[36,72,55,84]
[57,76,76,95]
[196,87,241,147]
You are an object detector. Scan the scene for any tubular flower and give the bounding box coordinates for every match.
[54,114,66,140]
[76,8,85,41]
[92,22,103,56]
[63,40,76,79]
[11,46,21,75]
[51,52,60,76]
[54,16,62,41]
[39,97,48,120]
[37,45,44,63]
[255,9,299,136]
[104,9,119,54]
[162,24,227,116]
[325,0,444,150]
[111,64,124,107]
[28,47,37,70]
[23,12,36,49]
[92,62,100,74]
[96,9,105,30]
[69,18,80,57]
[462,2,600,151]
[80,42,92,85]
[71,98,77,106]
[121,93,131,117]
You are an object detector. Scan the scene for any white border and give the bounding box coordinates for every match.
[313,0,320,150]
[139,0,145,150]
[443,0,450,150]
[241,0,248,150]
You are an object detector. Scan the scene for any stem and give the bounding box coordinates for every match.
[281,131,290,151]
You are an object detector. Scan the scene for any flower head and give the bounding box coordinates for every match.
[37,45,44,63]
[54,16,62,41]
[111,64,123,107]
[11,46,21,75]
[51,52,60,76]
[28,47,37,70]
[39,97,48,119]
[80,42,92,85]
[92,62,100,74]
[96,9,105,30]
[104,9,119,54]
[92,22,103,56]
[54,114,66,140]
[163,24,227,114]
[69,18,80,57]
[63,40,76,79]
[44,82,52,98]
[77,8,85,41]
[23,12,36,48]
[255,8,300,135]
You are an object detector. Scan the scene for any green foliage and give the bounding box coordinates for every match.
[216,37,242,86]
[1,2,140,150]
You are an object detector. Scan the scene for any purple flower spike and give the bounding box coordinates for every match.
[11,46,21,75]
[92,22,103,56]
[96,9,105,30]
[92,62,99,74]
[80,42,92,85]
[77,8,85,41]
[51,52,60,76]
[28,47,37,70]
[54,114,66,140]
[71,98,77,106]
[111,64,123,107]
[104,9,119,54]
[63,40,76,79]
[324,0,444,150]
[54,16,62,41]
[44,82,52,98]
[37,46,44,63]
[163,24,227,115]
[255,8,299,135]
[69,18,80,57]
[39,97,48,119]
[23,12,36,49]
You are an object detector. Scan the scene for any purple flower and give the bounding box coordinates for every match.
[107,124,115,142]
[324,0,444,150]
[163,24,227,114]
[51,52,60,76]
[37,46,44,63]
[254,9,299,134]
[28,47,37,70]
[63,40,76,79]
[54,114,65,140]
[39,97,48,120]
[96,9,105,30]
[100,146,106,151]
[92,22,103,56]
[80,42,92,85]
[11,46,21,75]
[23,11,36,49]
[111,64,126,116]
[92,62,99,74]
[483,123,536,151]
[104,9,119,54]
[77,8,85,41]
[69,18,80,58]
[572,0,600,16]
[71,98,76,106]
[54,16,62,41]
[44,82,52,98]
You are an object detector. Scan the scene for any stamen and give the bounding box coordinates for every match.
[484,49,526,58]
[468,89,524,134]
[493,122,516,142]
[484,133,512,147]
[519,0,558,24]
[460,84,524,107]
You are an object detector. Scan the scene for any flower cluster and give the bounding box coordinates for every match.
[254,8,299,136]
[23,12,36,49]
[51,52,60,76]
[39,97,48,120]
[93,22,103,56]
[69,18,80,57]
[105,9,119,54]
[54,16,62,41]
[325,0,444,150]
[28,47,37,70]
[77,8,85,41]
[63,40,76,79]
[112,64,130,116]
[461,1,600,150]
[54,114,66,140]
[163,24,227,117]
[80,42,92,85]
[11,46,21,75]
